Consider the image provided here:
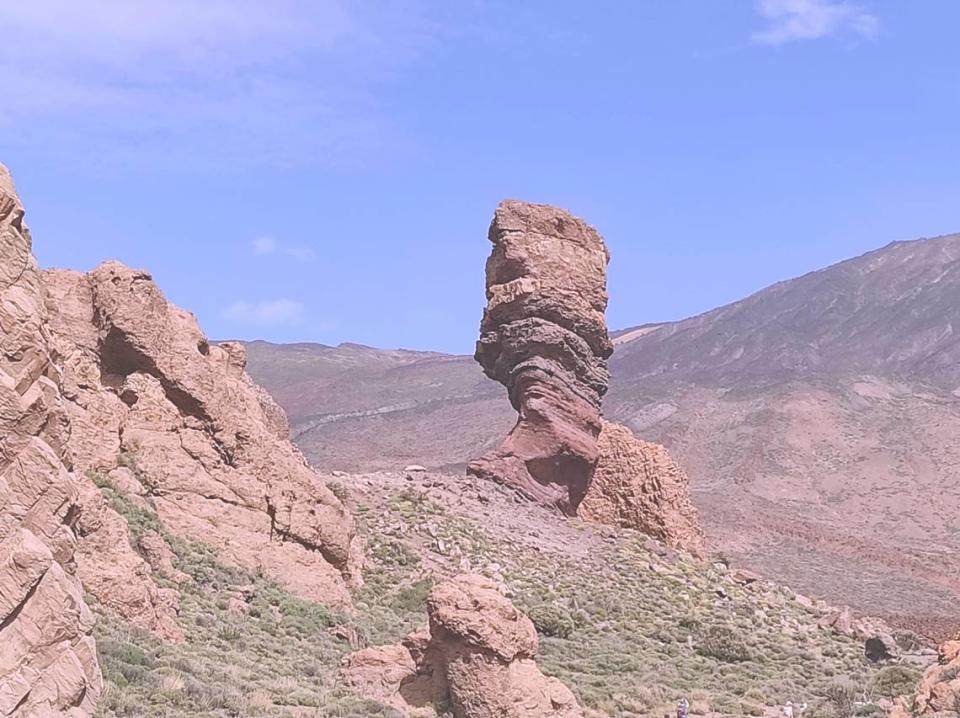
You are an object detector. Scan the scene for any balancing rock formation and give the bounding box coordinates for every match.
[467,201,614,514]
[0,165,102,716]
[42,261,362,614]
[467,201,703,554]
[339,574,583,718]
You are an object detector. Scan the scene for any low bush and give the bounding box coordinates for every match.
[695,624,752,663]
[528,604,576,639]
[871,665,921,698]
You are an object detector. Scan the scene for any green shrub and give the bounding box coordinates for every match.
[528,604,576,639]
[823,679,859,717]
[327,481,349,501]
[117,451,139,473]
[871,665,921,698]
[391,579,432,614]
[695,625,752,662]
[893,630,925,652]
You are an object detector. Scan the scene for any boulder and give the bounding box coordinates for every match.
[339,574,583,717]
[0,163,102,716]
[819,606,855,636]
[467,201,613,514]
[864,633,899,662]
[732,569,762,586]
[578,421,704,555]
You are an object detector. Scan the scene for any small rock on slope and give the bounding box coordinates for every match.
[339,574,583,718]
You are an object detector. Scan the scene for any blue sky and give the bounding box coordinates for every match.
[2,1,957,353]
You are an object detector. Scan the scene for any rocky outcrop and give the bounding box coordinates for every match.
[910,640,960,713]
[467,201,613,514]
[72,474,184,641]
[579,421,704,555]
[339,574,582,717]
[466,201,704,550]
[41,261,362,618]
[0,164,102,715]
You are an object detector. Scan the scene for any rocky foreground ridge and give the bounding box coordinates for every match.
[0,164,361,716]
[42,261,361,623]
[0,163,102,715]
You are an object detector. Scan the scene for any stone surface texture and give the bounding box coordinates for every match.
[41,262,362,618]
[579,421,704,555]
[339,574,582,718]
[0,163,102,716]
[467,200,613,514]
[913,639,960,713]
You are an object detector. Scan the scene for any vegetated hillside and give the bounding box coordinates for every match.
[242,233,960,638]
[93,465,919,718]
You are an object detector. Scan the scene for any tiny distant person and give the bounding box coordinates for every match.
[677,697,690,718]
[783,701,794,718]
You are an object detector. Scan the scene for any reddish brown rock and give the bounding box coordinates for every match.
[339,574,582,718]
[0,163,102,715]
[468,201,613,514]
[74,478,184,641]
[579,421,704,555]
[41,261,361,618]
[732,568,762,586]
[819,606,856,636]
[138,530,191,586]
[912,639,960,713]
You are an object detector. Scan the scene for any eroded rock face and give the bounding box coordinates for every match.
[339,574,582,718]
[911,640,960,713]
[41,261,361,620]
[0,164,102,716]
[468,201,613,514]
[579,421,704,555]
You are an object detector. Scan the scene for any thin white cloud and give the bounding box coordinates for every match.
[250,236,315,260]
[222,299,305,326]
[0,1,431,169]
[752,0,878,46]
[252,237,278,255]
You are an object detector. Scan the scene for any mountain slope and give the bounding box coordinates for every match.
[242,233,960,638]
[611,234,960,390]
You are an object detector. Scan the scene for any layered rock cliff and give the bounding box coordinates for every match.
[467,201,613,514]
[1,161,365,715]
[0,165,102,716]
[42,262,361,616]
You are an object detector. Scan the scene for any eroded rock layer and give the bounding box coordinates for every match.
[0,165,102,716]
[579,421,704,555]
[467,201,613,514]
[42,261,361,618]
[907,638,960,714]
[339,574,582,718]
